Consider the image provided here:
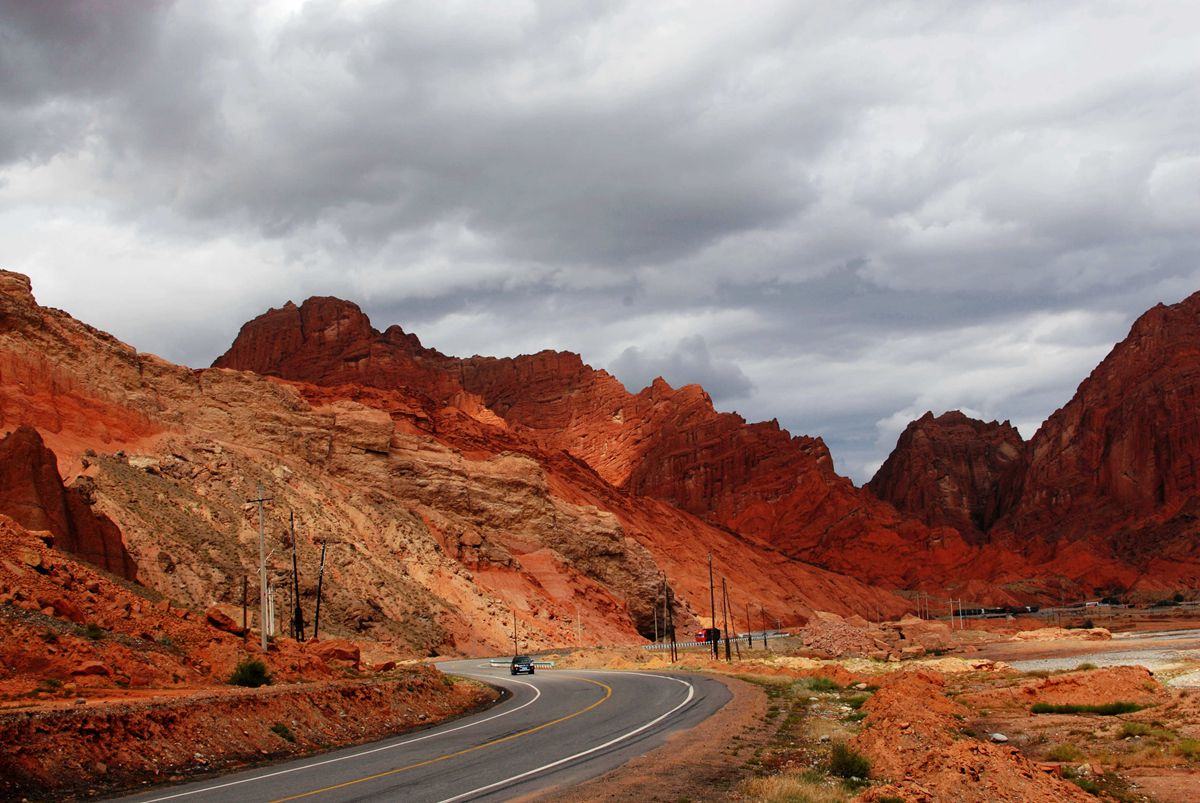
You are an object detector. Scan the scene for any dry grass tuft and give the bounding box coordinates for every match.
[740,772,849,802]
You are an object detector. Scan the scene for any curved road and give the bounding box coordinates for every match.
[113,660,729,802]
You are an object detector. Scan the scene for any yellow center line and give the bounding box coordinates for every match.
[269,677,613,802]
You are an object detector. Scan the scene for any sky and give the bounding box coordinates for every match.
[1,1,1198,483]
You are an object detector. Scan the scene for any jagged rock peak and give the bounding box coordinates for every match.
[866,410,1027,540]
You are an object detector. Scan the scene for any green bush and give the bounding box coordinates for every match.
[806,676,841,692]
[83,623,106,640]
[229,657,272,688]
[845,694,870,709]
[1075,662,1097,671]
[829,742,870,779]
[1046,743,1084,762]
[1177,738,1200,760]
[1031,701,1142,716]
[270,722,296,743]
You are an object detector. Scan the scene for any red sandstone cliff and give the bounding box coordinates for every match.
[216,298,980,591]
[866,411,1027,542]
[0,425,136,579]
[0,271,910,653]
[1010,292,1200,561]
[866,292,1200,593]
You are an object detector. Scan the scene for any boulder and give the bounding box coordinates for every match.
[72,661,111,677]
[205,606,247,636]
[309,638,361,666]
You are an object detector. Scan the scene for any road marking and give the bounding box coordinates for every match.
[269,677,613,802]
[132,673,542,802]
[435,671,696,803]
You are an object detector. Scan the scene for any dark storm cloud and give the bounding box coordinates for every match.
[1,1,1197,482]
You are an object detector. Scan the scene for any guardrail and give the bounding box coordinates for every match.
[642,633,791,651]
[488,660,556,668]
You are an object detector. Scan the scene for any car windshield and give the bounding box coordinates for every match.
[512,655,532,663]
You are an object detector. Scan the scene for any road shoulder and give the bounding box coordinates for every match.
[529,672,769,802]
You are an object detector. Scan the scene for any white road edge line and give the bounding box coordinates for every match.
[132,673,541,802]
[436,671,696,803]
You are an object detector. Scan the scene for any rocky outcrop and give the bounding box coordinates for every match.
[1011,292,1200,556]
[866,411,1027,541]
[0,425,136,579]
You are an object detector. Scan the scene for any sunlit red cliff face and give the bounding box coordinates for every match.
[215,297,987,593]
[0,425,136,579]
[0,271,911,658]
[220,289,1200,604]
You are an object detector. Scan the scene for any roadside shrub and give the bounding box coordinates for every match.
[844,694,870,709]
[229,657,272,688]
[270,722,296,743]
[1031,701,1142,716]
[1075,662,1097,671]
[806,676,841,692]
[829,742,870,779]
[1177,739,1200,760]
[1047,743,1084,762]
[1081,618,1095,629]
[739,772,848,803]
[83,623,105,640]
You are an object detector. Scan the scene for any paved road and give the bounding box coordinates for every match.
[112,660,729,802]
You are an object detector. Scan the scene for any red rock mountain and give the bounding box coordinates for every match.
[870,291,1200,594]
[0,425,136,579]
[215,297,978,590]
[866,411,1026,542]
[1,270,910,657]
[1013,292,1200,558]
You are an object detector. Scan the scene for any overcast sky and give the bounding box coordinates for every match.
[2,1,1198,482]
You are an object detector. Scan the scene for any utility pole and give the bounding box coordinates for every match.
[512,608,518,656]
[653,603,659,643]
[760,604,770,651]
[720,577,732,661]
[708,553,718,659]
[722,580,740,659]
[575,602,582,646]
[660,574,668,645]
[289,513,306,641]
[665,580,678,663]
[313,539,327,640]
[249,483,272,652]
[745,601,753,649]
[241,575,248,635]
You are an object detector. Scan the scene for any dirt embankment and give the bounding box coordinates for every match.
[0,667,496,799]
[961,665,1165,711]
[853,671,1093,802]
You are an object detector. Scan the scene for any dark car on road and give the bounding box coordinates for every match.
[510,655,535,675]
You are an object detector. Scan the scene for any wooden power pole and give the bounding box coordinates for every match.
[313,539,328,640]
[249,483,272,652]
[708,553,718,658]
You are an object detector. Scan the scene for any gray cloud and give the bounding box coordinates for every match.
[609,335,754,404]
[1,0,1198,482]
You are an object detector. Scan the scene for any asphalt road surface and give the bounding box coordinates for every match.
[112,660,730,803]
